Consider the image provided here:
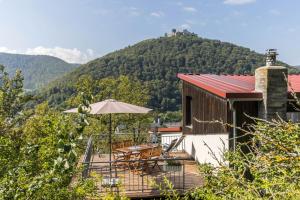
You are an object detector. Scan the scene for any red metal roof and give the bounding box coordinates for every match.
[158,127,182,132]
[287,75,300,93]
[177,74,300,99]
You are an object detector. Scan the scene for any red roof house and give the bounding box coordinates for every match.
[177,64,300,165]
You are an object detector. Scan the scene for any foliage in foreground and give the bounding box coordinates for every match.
[159,120,300,200]
[0,65,95,199]
[0,65,153,199]
[156,119,300,200]
[186,119,300,200]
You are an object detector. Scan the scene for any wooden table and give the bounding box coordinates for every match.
[116,144,158,154]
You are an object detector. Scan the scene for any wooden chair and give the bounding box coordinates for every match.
[173,135,185,151]
[131,148,152,174]
[151,145,162,158]
[123,140,133,148]
[162,138,178,158]
[119,152,133,169]
[112,142,124,161]
[163,135,186,158]
[112,142,134,169]
[149,145,162,171]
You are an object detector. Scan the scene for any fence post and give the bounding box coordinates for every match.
[82,136,93,179]
[182,161,185,190]
[141,162,144,192]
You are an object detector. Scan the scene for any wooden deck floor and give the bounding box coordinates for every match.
[86,152,203,199]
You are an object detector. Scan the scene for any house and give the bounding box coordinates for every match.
[177,50,300,166]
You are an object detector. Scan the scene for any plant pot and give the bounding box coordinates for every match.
[163,162,182,172]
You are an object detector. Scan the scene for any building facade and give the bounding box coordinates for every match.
[178,61,300,165]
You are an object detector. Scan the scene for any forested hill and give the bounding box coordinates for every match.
[42,35,293,111]
[0,53,79,90]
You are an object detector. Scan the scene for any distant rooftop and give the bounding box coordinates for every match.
[158,127,182,133]
[177,73,300,99]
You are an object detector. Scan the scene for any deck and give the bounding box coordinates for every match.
[84,152,203,199]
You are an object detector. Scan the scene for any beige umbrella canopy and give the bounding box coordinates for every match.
[64,99,152,181]
[64,99,152,114]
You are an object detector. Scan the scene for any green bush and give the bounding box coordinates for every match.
[187,119,300,199]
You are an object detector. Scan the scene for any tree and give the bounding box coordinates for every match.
[67,75,151,138]
[185,119,300,199]
[0,65,96,199]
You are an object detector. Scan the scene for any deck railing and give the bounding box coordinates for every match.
[82,135,93,178]
[161,134,185,152]
[81,134,189,196]
[88,133,185,154]
[83,158,190,194]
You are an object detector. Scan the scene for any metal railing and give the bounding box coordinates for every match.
[82,135,93,178]
[86,133,185,154]
[160,134,185,152]
[83,158,189,194]
[81,134,189,196]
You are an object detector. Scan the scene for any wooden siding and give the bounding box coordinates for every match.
[227,101,258,151]
[182,81,228,135]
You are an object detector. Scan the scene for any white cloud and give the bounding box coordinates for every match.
[0,47,17,54]
[224,0,256,5]
[26,46,95,63]
[269,9,280,15]
[183,7,197,12]
[0,46,96,63]
[150,11,164,18]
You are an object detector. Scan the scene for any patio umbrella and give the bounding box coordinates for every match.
[64,99,152,181]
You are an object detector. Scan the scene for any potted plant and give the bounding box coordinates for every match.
[163,159,182,172]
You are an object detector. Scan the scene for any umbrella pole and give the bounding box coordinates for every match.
[109,113,112,182]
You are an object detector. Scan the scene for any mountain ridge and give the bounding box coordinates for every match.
[0,52,79,90]
[40,34,295,111]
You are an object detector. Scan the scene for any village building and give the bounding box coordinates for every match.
[177,50,300,165]
[165,28,196,37]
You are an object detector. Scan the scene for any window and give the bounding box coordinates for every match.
[186,96,192,126]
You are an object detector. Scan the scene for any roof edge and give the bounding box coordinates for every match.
[177,73,263,99]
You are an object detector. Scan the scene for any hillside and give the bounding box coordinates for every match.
[0,53,79,90]
[41,35,292,111]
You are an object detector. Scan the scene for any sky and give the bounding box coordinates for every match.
[0,0,299,65]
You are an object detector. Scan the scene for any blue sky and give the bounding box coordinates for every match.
[0,0,299,65]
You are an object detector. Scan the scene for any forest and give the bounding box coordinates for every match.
[0,53,78,90]
[40,35,298,112]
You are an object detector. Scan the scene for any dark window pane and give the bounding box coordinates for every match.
[186,96,192,126]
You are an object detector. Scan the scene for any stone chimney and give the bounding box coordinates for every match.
[255,49,288,121]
